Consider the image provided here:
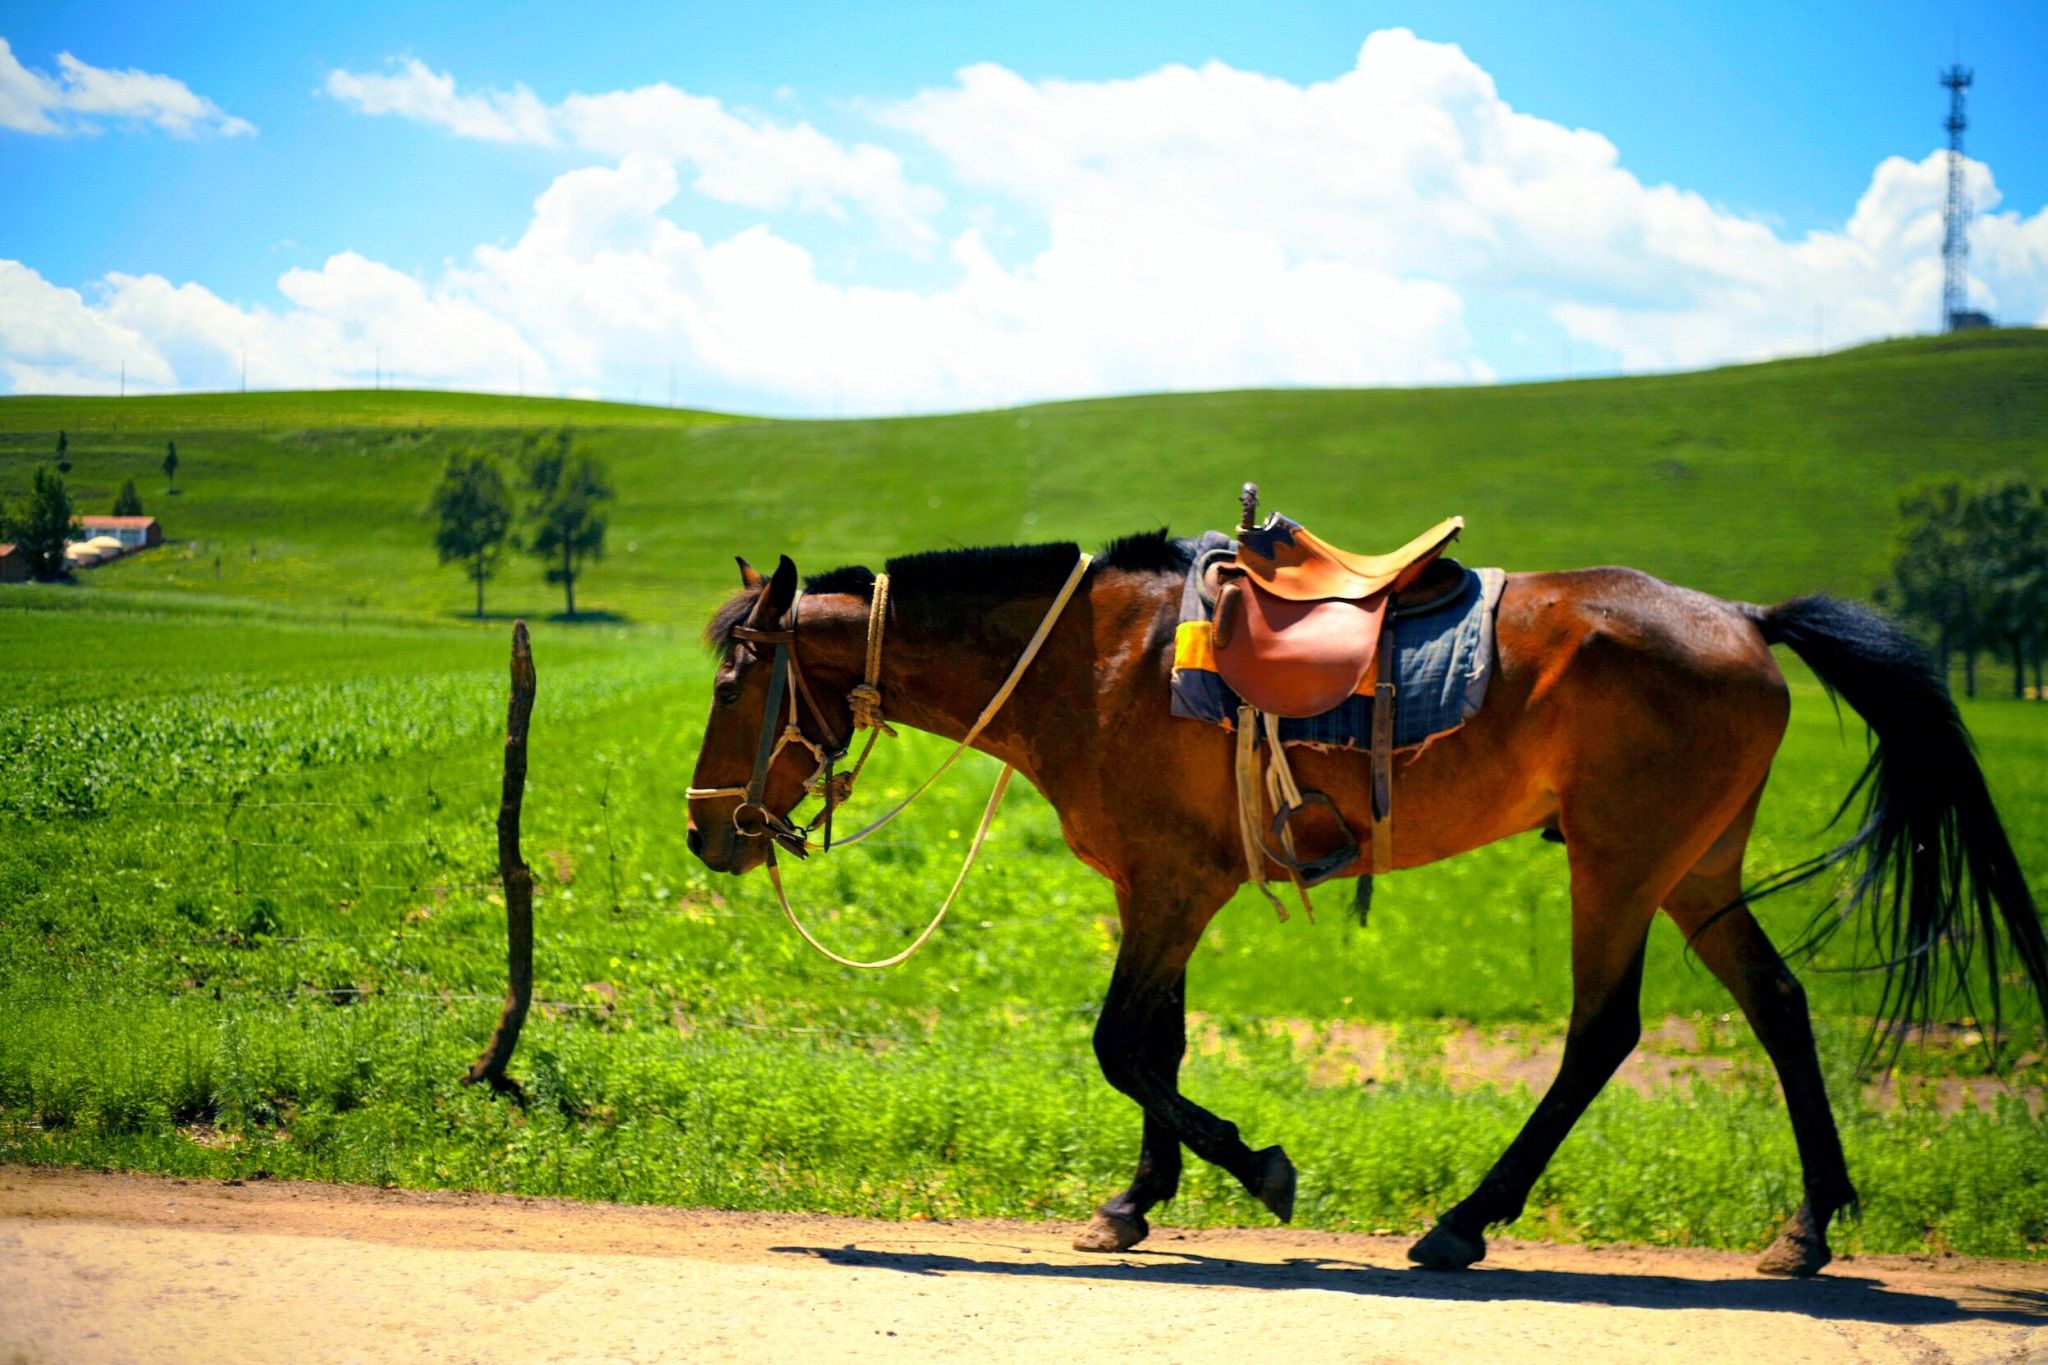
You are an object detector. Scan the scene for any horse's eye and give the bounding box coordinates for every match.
[717,685,741,707]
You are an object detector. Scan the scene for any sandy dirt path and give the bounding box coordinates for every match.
[2,1167,2043,1364]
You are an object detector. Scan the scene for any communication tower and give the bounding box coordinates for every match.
[1940,64,1992,331]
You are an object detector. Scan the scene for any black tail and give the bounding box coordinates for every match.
[1744,595,2048,1056]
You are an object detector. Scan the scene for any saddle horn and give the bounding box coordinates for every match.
[1238,482,1261,536]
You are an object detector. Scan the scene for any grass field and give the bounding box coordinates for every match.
[3,331,2045,1258]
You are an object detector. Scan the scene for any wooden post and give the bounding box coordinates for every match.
[463,620,537,1096]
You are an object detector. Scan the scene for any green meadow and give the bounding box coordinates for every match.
[2,329,2045,1257]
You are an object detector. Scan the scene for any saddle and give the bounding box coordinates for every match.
[1207,484,1464,898]
[1211,489,1463,718]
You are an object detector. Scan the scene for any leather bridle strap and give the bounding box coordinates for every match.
[824,551,1091,849]
[688,547,1087,855]
[745,638,791,812]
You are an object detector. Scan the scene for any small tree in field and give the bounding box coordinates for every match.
[111,479,144,517]
[521,429,612,617]
[7,468,76,581]
[162,441,179,493]
[1880,480,1986,695]
[429,451,513,617]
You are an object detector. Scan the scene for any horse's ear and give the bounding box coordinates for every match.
[736,556,763,589]
[748,554,799,626]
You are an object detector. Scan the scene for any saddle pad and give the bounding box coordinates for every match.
[1170,530,1506,751]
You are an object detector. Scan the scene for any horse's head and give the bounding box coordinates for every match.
[687,553,819,875]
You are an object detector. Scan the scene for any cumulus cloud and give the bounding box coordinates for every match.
[8,30,2048,410]
[885,29,2048,371]
[324,59,940,241]
[323,58,554,144]
[0,37,254,137]
[0,254,550,396]
[1553,151,2048,370]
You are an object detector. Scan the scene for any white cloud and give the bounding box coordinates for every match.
[0,254,551,396]
[9,30,2048,410]
[323,59,554,144]
[0,37,254,137]
[445,154,1479,411]
[324,59,940,241]
[885,30,2048,370]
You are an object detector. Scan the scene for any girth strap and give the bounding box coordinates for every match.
[1370,612,1396,875]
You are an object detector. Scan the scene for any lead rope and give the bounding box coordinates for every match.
[766,767,1013,969]
[766,552,1092,969]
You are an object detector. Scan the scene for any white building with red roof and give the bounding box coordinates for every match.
[71,516,163,550]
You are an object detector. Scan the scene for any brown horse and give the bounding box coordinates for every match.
[686,533,2048,1278]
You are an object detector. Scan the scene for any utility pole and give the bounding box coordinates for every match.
[120,359,125,398]
[1940,62,1975,331]
[241,350,247,393]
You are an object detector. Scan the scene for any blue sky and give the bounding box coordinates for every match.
[2,1,2043,413]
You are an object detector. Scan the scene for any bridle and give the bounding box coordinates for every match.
[685,552,1093,969]
[684,583,891,858]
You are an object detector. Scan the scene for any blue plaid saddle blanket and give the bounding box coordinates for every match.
[1169,530,1507,751]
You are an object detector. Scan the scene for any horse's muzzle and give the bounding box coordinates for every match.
[687,815,768,876]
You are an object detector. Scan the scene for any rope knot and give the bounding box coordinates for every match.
[848,682,896,735]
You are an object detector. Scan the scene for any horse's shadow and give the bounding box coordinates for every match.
[769,1242,2048,1328]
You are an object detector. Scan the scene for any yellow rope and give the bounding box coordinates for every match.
[769,552,1092,966]
[846,571,895,736]
[766,766,1014,970]
[827,551,1091,849]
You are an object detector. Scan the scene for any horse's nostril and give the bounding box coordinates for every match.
[687,827,703,858]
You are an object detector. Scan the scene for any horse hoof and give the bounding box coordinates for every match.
[1408,1220,1485,1270]
[1252,1145,1296,1223]
[1756,1225,1831,1278]
[1073,1210,1148,1253]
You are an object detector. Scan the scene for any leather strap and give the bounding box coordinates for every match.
[1370,614,1396,875]
[746,645,791,811]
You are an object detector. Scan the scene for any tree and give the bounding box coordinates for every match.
[520,429,612,617]
[429,451,513,617]
[162,441,179,492]
[1879,480,1987,696]
[1965,478,2048,700]
[111,478,144,517]
[1881,476,2048,700]
[5,468,75,581]
[55,429,71,474]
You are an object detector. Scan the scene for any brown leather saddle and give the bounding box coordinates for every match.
[1211,487,1464,718]
[1206,484,1465,893]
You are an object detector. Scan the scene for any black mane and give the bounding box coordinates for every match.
[707,528,1191,652]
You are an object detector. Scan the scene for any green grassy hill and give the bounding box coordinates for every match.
[4,330,2045,1257]
[5,328,2044,627]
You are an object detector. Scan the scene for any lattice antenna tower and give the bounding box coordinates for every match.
[1939,62,1973,331]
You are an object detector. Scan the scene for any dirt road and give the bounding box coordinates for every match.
[3,1167,2043,1363]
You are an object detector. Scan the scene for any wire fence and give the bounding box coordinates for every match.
[5,735,1111,1061]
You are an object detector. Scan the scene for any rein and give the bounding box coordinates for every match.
[688,551,1093,969]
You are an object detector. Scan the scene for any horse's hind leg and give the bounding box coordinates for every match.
[1073,969,1185,1252]
[1408,855,1656,1269]
[1664,865,1858,1277]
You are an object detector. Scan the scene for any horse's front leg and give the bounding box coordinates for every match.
[1077,903,1294,1253]
[1073,970,1185,1251]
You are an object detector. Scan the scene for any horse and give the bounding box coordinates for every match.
[684,531,2048,1278]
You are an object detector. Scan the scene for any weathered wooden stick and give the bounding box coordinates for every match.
[462,619,537,1096]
